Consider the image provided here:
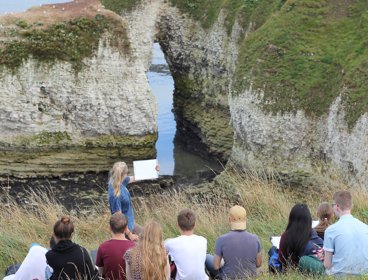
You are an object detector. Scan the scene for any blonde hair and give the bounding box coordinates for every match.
[314,202,334,233]
[109,162,128,197]
[131,220,167,280]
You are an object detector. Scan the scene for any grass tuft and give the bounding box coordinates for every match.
[1,167,368,279]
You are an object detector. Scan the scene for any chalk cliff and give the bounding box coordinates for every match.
[0,0,158,176]
[2,0,368,185]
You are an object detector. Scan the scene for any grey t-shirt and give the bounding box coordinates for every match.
[214,230,261,279]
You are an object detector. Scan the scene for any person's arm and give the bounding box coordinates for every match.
[125,260,132,280]
[256,252,262,268]
[98,266,104,276]
[213,254,222,270]
[165,256,170,280]
[126,229,139,242]
[324,251,333,270]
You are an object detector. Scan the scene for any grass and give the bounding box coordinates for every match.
[165,0,368,128]
[1,166,368,279]
[100,0,142,14]
[0,15,129,73]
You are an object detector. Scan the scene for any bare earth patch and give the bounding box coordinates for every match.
[0,0,123,28]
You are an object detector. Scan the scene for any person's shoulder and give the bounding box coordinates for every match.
[192,234,207,241]
[246,231,261,241]
[216,231,233,241]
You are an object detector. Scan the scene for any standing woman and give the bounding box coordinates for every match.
[278,203,323,271]
[108,161,159,241]
[46,216,98,280]
[124,220,170,280]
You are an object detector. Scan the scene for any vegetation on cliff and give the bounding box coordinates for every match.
[100,0,142,13]
[235,0,368,128]
[169,0,368,128]
[0,15,129,72]
[1,167,367,278]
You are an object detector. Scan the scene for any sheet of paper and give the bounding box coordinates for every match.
[312,220,319,228]
[270,236,281,249]
[270,220,320,249]
[133,159,158,181]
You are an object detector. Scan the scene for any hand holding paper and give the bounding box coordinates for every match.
[133,159,159,181]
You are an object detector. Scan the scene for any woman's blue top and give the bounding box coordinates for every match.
[108,176,135,230]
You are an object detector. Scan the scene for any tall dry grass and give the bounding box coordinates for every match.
[1,167,368,279]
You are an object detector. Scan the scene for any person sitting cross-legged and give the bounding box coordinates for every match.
[96,213,136,280]
[165,208,208,280]
[206,205,262,279]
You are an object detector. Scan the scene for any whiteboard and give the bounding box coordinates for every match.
[133,159,158,181]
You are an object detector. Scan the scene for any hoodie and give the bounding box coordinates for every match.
[46,240,98,280]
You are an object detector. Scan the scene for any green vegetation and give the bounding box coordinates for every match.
[0,15,129,72]
[17,131,71,145]
[169,0,368,127]
[100,0,142,14]
[235,0,368,127]
[84,133,158,147]
[170,0,276,32]
[1,167,367,279]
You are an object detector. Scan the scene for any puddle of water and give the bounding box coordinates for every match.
[0,0,73,14]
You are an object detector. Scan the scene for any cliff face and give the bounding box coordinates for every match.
[2,0,368,184]
[0,2,158,177]
[156,9,238,161]
[230,88,368,184]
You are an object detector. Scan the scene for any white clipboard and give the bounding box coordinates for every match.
[133,159,158,181]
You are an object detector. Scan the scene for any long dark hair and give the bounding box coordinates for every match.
[283,203,312,266]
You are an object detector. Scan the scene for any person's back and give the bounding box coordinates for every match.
[3,243,52,280]
[165,209,208,280]
[324,190,368,276]
[46,215,97,280]
[47,239,97,280]
[206,206,262,280]
[96,213,136,280]
[165,234,207,279]
[216,230,260,279]
[324,214,368,274]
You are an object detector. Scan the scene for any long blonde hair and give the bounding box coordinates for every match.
[108,162,128,197]
[132,220,167,280]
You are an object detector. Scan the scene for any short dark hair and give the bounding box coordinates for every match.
[110,213,128,234]
[333,190,353,211]
[177,209,196,231]
[53,215,74,239]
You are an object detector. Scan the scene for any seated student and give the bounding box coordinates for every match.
[96,213,136,280]
[125,220,170,280]
[278,203,323,271]
[324,190,368,276]
[3,238,55,280]
[46,215,98,280]
[164,209,208,280]
[313,202,334,240]
[206,205,262,279]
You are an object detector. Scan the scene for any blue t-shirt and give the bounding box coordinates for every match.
[323,214,368,275]
[108,176,135,231]
[214,230,261,279]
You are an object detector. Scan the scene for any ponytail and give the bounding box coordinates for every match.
[109,162,128,197]
[314,202,334,233]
